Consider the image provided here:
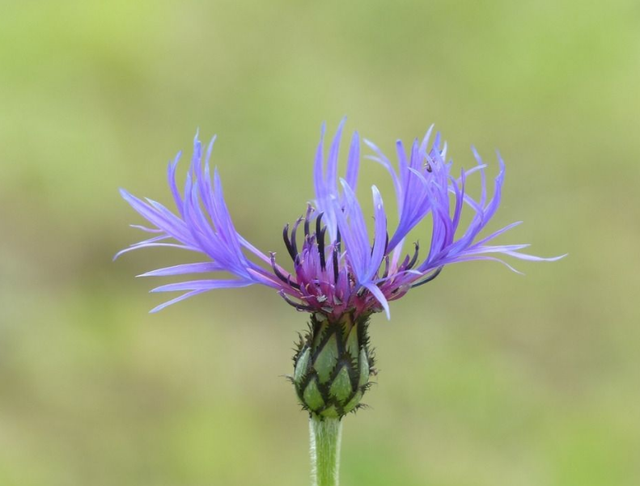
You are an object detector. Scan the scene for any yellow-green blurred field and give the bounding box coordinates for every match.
[1,1,639,485]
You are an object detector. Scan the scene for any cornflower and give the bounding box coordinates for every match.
[117,120,562,486]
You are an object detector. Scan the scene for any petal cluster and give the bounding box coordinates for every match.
[118,122,561,317]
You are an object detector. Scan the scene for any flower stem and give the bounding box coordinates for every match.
[309,415,343,486]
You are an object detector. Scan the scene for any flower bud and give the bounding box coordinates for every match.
[292,312,375,418]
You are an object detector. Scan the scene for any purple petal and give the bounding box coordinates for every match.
[364,186,387,282]
[167,151,184,216]
[314,123,327,201]
[149,289,210,313]
[345,131,360,193]
[138,262,225,277]
[151,279,254,293]
[129,224,163,233]
[335,179,370,280]
[113,241,195,261]
[501,251,568,262]
[473,221,523,247]
[120,189,189,243]
[434,255,524,275]
[363,282,390,319]
[326,117,346,195]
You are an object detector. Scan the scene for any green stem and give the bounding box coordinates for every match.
[309,415,343,486]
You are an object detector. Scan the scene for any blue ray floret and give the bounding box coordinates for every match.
[117,122,563,317]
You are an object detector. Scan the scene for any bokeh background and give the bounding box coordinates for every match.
[1,1,638,485]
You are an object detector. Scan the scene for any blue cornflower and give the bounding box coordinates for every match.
[117,120,565,483]
[117,121,560,318]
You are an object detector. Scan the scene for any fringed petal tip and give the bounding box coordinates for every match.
[507,252,568,262]
[119,187,131,200]
[149,289,209,314]
[167,150,182,170]
[129,224,163,233]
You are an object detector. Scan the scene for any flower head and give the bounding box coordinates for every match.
[117,120,563,418]
[117,121,560,318]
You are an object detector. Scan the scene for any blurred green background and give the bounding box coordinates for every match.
[1,1,638,485]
